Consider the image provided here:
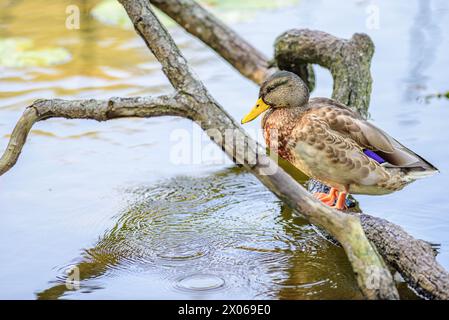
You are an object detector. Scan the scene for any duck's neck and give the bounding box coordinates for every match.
[261,107,305,161]
[261,107,304,130]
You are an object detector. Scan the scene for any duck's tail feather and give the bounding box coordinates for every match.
[399,166,439,182]
[375,134,439,180]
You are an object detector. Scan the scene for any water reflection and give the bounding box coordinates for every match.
[36,168,417,299]
[1,0,447,300]
[0,0,165,109]
[404,0,443,101]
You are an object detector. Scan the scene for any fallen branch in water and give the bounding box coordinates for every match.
[274,29,373,118]
[0,0,400,299]
[360,214,449,299]
[151,0,315,89]
[0,96,188,176]
[2,0,449,300]
[151,0,449,299]
[151,0,272,85]
[274,28,449,299]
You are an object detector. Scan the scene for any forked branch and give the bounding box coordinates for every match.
[0,0,400,299]
[151,0,271,85]
[150,0,449,298]
[275,29,374,117]
[0,95,190,176]
[4,0,448,300]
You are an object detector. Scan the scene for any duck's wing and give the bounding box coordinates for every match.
[309,98,438,171]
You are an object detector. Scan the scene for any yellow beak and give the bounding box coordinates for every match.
[241,98,270,124]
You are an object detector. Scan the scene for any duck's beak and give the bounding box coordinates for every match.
[241,98,270,124]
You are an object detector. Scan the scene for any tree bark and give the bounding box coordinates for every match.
[1,0,448,299]
[151,0,315,89]
[275,29,373,118]
[360,214,449,299]
[151,0,448,299]
[0,0,401,300]
[150,0,270,84]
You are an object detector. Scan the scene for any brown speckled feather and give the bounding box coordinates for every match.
[263,97,438,195]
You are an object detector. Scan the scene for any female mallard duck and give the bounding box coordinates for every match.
[241,71,438,210]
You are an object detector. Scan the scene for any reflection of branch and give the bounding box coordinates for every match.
[404,0,441,101]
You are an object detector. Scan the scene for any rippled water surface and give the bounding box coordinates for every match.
[0,0,448,299]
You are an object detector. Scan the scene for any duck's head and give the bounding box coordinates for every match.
[241,70,309,124]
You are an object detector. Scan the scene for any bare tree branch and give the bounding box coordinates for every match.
[360,214,449,299]
[275,29,374,118]
[278,28,449,298]
[121,0,202,92]
[0,0,399,300]
[118,0,398,299]
[151,0,272,85]
[151,0,317,89]
[4,0,446,300]
[0,95,188,176]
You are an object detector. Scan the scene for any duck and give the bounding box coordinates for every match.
[241,71,439,210]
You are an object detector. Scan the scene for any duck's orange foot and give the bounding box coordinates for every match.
[313,192,328,200]
[331,192,348,210]
[313,188,338,206]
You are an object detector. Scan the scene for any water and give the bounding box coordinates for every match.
[0,0,448,299]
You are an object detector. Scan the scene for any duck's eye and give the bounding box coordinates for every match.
[265,79,288,94]
[266,86,275,93]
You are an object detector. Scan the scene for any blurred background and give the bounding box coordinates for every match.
[0,0,448,299]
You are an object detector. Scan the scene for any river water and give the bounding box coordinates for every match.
[0,0,448,299]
